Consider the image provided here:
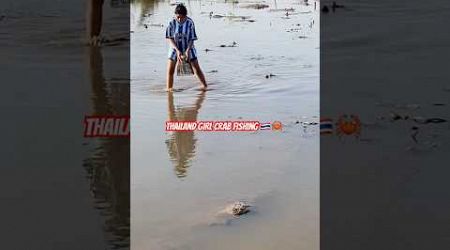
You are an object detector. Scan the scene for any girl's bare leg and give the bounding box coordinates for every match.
[190,59,207,89]
[166,59,176,91]
[86,0,104,44]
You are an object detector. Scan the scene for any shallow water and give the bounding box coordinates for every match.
[321,0,450,249]
[321,0,450,152]
[1,0,129,248]
[131,0,320,249]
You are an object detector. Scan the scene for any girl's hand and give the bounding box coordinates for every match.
[176,50,183,62]
[185,50,190,61]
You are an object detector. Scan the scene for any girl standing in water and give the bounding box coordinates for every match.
[165,4,207,91]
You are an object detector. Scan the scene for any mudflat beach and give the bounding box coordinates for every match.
[131,0,320,249]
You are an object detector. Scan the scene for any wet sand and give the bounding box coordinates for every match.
[131,0,319,249]
[1,0,129,248]
[321,0,450,249]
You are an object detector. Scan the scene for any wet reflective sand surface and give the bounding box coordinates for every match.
[84,46,130,249]
[321,0,450,249]
[1,1,129,248]
[131,0,319,249]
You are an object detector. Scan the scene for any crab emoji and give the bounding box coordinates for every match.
[336,114,361,137]
[272,121,283,131]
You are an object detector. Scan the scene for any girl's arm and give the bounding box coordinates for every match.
[167,38,180,52]
[186,21,197,58]
[186,40,194,53]
[185,40,194,60]
[167,38,183,62]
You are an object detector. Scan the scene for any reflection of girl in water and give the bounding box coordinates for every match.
[85,45,130,248]
[165,92,205,178]
[165,4,207,91]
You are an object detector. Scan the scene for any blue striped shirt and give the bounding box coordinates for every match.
[166,17,198,60]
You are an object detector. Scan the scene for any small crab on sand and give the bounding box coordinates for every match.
[208,201,253,226]
[220,201,251,217]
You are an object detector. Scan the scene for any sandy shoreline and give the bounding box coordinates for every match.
[1,0,130,248]
[131,0,319,249]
